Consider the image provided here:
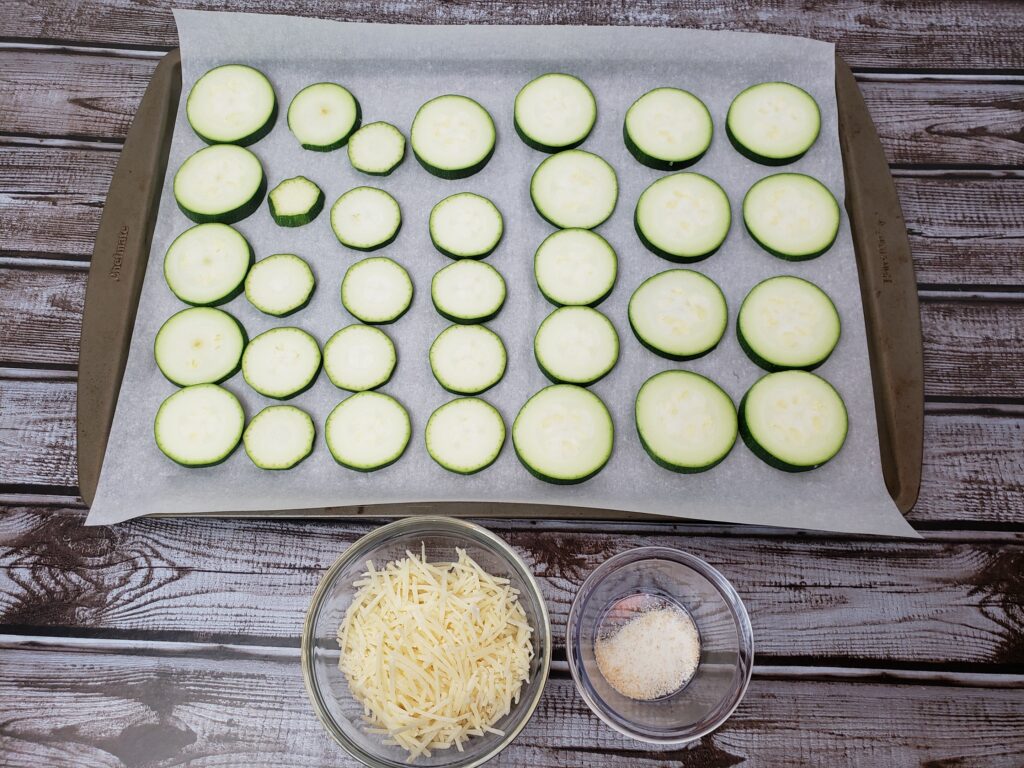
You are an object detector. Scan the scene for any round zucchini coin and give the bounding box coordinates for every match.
[743,173,840,260]
[634,172,730,262]
[624,87,712,170]
[530,149,618,230]
[186,64,277,146]
[738,276,840,370]
[245,254,315,317]
[154,307,246,387]
[287,82,361,151]
[325,392,411,471]
[431,260,506,323]
[425,397,506,474]
[341,257,413,324]
[173,144,266,225]
[429,192,503,259]
[241,327,322,400]
[323,325,397,392]
[429,324,507,395]
[163,223,253,306]
[514,73,597,152]
[243,405,315,470]
[533,228,617,307]
[727,81,821,165]
[628,270,727,360]
[534,306,619,386]
[411,95,496,179]
[154,384,244,467]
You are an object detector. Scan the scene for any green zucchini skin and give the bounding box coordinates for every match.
[726,121,807,166]
[623,120,707,172]
[435,306,502,325]
[534,355,614,387]
[633,207,720,264]
[627,321,723,362]
[268,187,325,227]
[514,119,587,154]
[413,144,496,181]
[742,217,839,262]
[177,175,267,226]
[513,454,607,485]
[736,324,837,372]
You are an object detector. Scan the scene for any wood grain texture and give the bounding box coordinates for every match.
[2,0,1023,70]
[2,264,1022,398]
[4,145,1024,290]
[896,177,1024,287]
[1,51,1022,167]
[0,146,115,259]
[1,640,1023,768]
[2,506,1023,666]
[2,376,1022,524]
[0,263,84,368]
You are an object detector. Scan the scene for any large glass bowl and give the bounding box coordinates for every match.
[301,516,552,768]
[566,546,753,744]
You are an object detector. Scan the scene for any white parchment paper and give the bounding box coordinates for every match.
[88,10,917,537]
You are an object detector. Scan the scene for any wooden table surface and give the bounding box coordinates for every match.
[1,2,1022,766]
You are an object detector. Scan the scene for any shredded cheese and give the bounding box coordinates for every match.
[337,546,534,760]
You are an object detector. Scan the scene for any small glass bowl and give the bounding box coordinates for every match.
[566,547,753,745]
[301,516,552,768]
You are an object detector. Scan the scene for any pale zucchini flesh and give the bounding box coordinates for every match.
[163,223,253,306]
[635,370,737,473]
[429,192,504,259]
[743,173,840,261]
[330,187,402,251]
[325,392,411,471]
[634,172,731,262]
[348,121,406,176]
[243,405,315,470]
[534,306,619,386]
[154,307,246,387]
[628,269,728,360]
[431,260,507,323]
[341,257,413,324]
[429,324,507,395]
[530,150,618,230]
[738,276,840,370]
[533,228,617,307]
[154,384,244,467]
[241,327,322,400]
[411,95,496,179]
[739,370,848,471]
[244,254,316,317]
[287,82,361,151]
[624,88,713,171]
[512,384,613,484]
[727,82,821,165]
[514,73,597,152]
[174,144,266,225]
[323,325,397,392]
[425,397,506,474]
[186,64,277,146]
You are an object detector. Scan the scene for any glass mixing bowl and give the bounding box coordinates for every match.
[301,516,552,768]
[566,546,753,745]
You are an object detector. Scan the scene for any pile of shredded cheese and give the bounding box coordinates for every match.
[337,546,535,760]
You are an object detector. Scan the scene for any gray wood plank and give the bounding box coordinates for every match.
[0,51,1021,166]
[0,639,1022,767]
[2,506,1023,666]
[2,0,1022,71]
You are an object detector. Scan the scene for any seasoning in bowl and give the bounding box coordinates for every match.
[337,546,535,760]
[593,593,701,700]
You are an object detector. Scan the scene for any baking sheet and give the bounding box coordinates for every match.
[87,9,917,537]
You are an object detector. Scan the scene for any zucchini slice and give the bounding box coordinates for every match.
[628,269,727,361]
[174,144,266,225]
[534,306,619,386]
[163,223,253,306]
[429,324,507,395]
[738,276,840,371]
[287,82,361,151]
[241,327,321,400]
[634,172,730,262]
[244,254,315,317]
[512,384,613,484]
[514,73,597,152]
[325,392,411,471]
[323,325,397,392]
[330,187,401,251]
[533,228,617,307]
[743,173,840,260]
[727,82,821,165]
[243,405,315,470]
[411,95,496,179]
[425,397,506,474]
[341,257,413,324]
[429,192,504,259]
[154,384,244,467]
[431,260,506,323]
[154,307,246,387]
[186,64,277,146]
[348,121,406,176]
[268,176,324,227]
[530,149,618,230]
[635,370,737,473]
[739,370,848,471]
[624,88,712,171]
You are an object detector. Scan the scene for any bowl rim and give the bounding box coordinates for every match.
[300,515,553,768]
[565,545,754,746]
